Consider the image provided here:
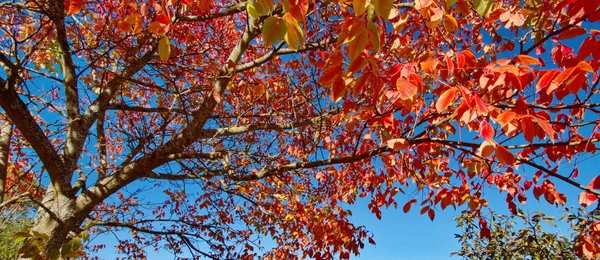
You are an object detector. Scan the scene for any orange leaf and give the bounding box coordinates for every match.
[65,0,83,15]
[478,140,496,157]
[536,70,560,94]
[496,145,515,165]
[513,55,540,65]
[534,116,555,142]
[435,87,457,112]
[396,78,418,100]
[496,111,516,126]
[331,77,346,103]
[318,66,342,86]
[520,116,535,143]
[443,14,458,34]
[387,138,409,151]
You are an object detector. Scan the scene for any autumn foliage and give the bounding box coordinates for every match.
[0,0,599,259]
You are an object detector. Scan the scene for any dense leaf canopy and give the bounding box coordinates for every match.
[0,0,599,259]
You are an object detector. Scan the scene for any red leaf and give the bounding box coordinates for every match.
[507,201,517,214]
[435,87,458,112]
[524,181,532,190]
[558,27,587,40]
[588,176,600,189]
[579,192,597,207]
[578,37,597,60]
[156,14,171,25]
[427,209,435,221]
[533,186,543,200]
[473,96,488,116]
[480,226,490,239]
[368,237,376,245]
[402,199,416,213]
[479,120,494,141]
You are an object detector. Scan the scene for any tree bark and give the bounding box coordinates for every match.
[19,189,87,259]
[0,119,12,204]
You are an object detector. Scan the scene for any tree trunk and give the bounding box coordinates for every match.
[18,188,85,259]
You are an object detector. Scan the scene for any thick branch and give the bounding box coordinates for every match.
[0,78,68,195]
[51,10,82,179]
[0,120,12,204]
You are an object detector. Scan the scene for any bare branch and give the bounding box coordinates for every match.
[178,3,247,22]
[236,39,333,72]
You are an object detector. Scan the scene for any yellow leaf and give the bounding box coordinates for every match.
[158,37,170,61]
[257,0,273,14]
[247,1,264,19]
[443,14,458,34]
[353,0,369,16]
[262,16,287,46]
[373,0,393,19]
[347,27,368,61]
[283,13,304,50]
[366,20,380,52]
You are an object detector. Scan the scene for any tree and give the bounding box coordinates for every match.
[452,209,581,259]
[0,209,34,260]
[0,0,599,258]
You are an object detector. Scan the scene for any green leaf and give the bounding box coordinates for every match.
[60,243,72,257]
[31,230,49,241]
[48,250,61,260]
[70,238,82,250]
[373,0,393,19]
[473,0,492,17]
[158,37,170,62]
[262,16,287,46]
[13,231,31,239]
[80,231,90,241]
